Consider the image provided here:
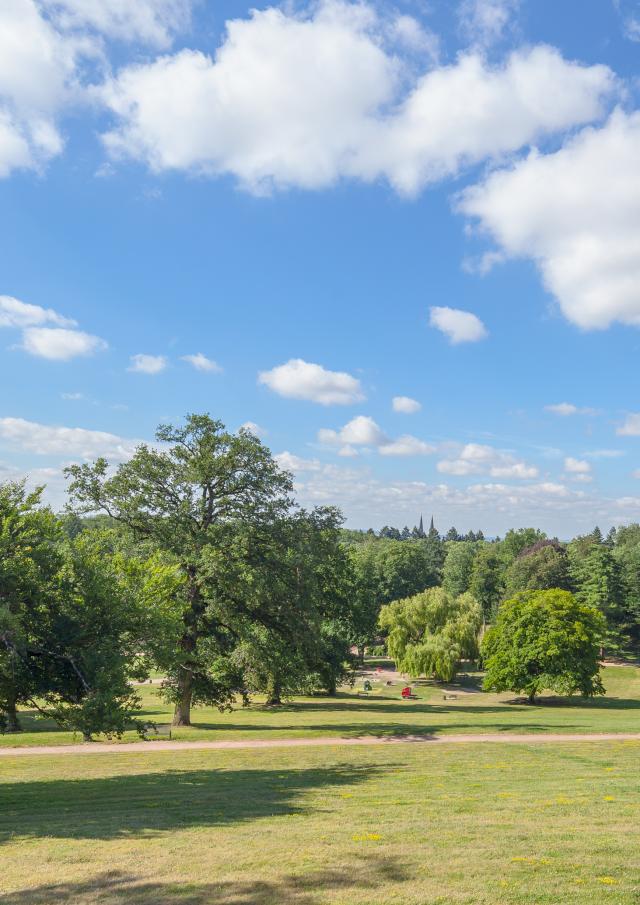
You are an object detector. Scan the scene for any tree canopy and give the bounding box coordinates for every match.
[379,587,482,682]
[481,589,606,703]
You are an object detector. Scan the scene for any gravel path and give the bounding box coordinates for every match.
[1,732,639,757]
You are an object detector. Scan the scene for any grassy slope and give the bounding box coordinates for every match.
[2,664,640,748]
[1,740,639,904]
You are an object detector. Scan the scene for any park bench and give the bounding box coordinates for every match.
[442,694,458,701]
[401,686,418,700]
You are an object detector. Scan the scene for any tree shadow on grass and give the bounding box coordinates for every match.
[0,762,393,844]
[0,857,412,904]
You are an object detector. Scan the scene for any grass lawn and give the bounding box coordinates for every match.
[1,740,639,903]
[2,663,639,748]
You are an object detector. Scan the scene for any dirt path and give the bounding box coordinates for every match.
[1,732,639,757]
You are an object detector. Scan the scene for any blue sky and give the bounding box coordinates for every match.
[2,0,640,535]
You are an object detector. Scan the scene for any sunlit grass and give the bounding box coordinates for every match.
[3,664,639,748]
[1,740,639,903]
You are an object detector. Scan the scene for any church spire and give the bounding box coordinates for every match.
[418,514,424,536]
[428,515,438,538]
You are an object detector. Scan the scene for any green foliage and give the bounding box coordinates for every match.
[500,528,547,563]
[0,482,66,732]
[613,524,640,648]
[348,537,444,650]
[568,533,624,651]
[469,544,503,621]
[65,414,295,724]
[503,541,571,598]
[482,589,606,702]
[378,587,482,682]
[442,541,477,598]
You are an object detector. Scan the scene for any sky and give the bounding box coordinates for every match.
[2,0,640,537]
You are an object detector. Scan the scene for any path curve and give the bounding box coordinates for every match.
[1,732,640,757]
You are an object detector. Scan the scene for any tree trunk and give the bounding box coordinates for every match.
[357,644,365,663]
[528,691,536,704]
[82,731,92,742]
[172,668,193,726]
[265,676,282,706]
[172,565,202,727]
[5,694,21,733]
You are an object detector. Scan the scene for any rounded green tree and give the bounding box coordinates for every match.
[481,589,606,703]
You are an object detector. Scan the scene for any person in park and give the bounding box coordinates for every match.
[481,589,606,703]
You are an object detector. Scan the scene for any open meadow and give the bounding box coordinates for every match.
[2,663,639,749]
[1,739,639,904]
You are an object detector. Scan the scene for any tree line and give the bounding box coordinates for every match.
[2,413,639,737]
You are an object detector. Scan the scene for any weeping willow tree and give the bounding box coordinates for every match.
[378,587,482,682]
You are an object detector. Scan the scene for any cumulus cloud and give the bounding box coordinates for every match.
[275,451,323,473]
[278,453,605,535]
[318,415,435,457]
[460,110,640,331]
[259,358,364,406]
[41,0,192,47]
[429,306,488,344]
[0,296,107,361]
[0,0,82,177]
[21,326,107,361]
[458,0,520,47]
[545,402,598,416]
[437,442,538,479]
[0,295,74,328]
[181,352,222,373]
[564,457,591,474]
[319,415,386,447]
[617,413,640,436]
[99,2,614,195]
[564,457,592,483]
[128,353,167,374]
[378,435,435,457]
[0,416,139,460]
[392,395,421,414]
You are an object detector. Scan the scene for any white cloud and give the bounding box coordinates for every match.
[42,0,192,47]
[392,395,421,414]
[259,358,364,406]
[545,402,598,416]
[378,435,435,457]
[460,110,640,331]
[128,353,167,374]
[278,453,606,535]
[318,415,435,458]
[181,352,222,373]
[99,2,614,196]
[0,295,74,328]
[429,306,488,344]
[61,391,85,400]
[0,416,139,460]
[458,0,520,47]
[617,413,640,436]
[240,421,267,438]
[319,415,387,447]
[0,296,107,361]
[274,450,323,473]
[564,456,591,474]
[21,326,107,361]
[437,442,538,479]
[0,0,83,177]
